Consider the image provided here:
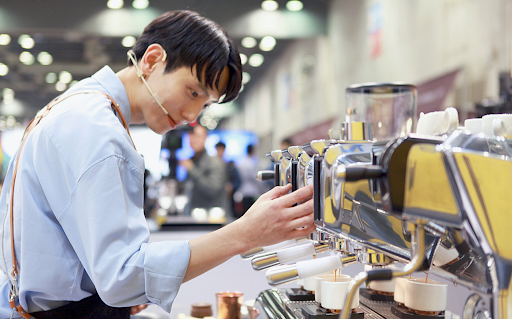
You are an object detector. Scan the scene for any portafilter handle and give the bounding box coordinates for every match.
[256,170,275,181]
[335,164,386,182]
[251,241,329,271]
[266,254,357,286]
[240,238,308,259]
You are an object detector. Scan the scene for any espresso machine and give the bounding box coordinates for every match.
[246,83,511,319]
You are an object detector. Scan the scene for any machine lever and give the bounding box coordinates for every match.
[257,170,275,181]
[336,164,386,182]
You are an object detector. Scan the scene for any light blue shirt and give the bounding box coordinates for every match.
[0,66,191,317]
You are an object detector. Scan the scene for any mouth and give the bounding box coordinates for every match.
[167,115,177,129]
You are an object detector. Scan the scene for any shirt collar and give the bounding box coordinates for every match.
[91,66,132,125]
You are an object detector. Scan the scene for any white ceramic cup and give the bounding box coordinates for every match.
[404,278,448,312]
[482,114,512,138]
[314,274,350,303]
[320,277,359,310]
[364,264,396,293]
[304,271,332,292]
[464,118,484,134]
[416,108,458,136]
[394,277,420,304]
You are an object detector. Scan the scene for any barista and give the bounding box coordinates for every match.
[0,10,315,319]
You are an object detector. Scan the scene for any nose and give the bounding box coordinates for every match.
[181,101,204,124]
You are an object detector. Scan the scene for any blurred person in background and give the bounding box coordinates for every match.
[181,125,228,215]
[235,144,264,217]
[0,10,315,319]
[216,141,241,218]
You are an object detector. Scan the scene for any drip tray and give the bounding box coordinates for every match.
[286,288,316,301]
[391,304,445,318]
[301,305,364,319]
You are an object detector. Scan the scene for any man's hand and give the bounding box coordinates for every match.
[131,304,148,315]
[183,183,315,282]
[237,184,315,248]
[180,159,194,171]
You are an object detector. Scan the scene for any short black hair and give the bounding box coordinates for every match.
[216,141,226,149]
[247,144,254,155]
[130,10,242,103]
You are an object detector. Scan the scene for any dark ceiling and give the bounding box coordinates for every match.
[0,0,329,119]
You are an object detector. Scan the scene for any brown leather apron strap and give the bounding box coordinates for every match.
[8,91,135,318]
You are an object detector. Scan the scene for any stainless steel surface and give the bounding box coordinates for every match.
[249,117,512,318]
[255,289,402,319]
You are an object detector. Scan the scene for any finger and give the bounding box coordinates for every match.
[284,198,314,219]
[289,219,316,238]
[276,184,314,207]
[261,184,292,200]
[288,212,314,230]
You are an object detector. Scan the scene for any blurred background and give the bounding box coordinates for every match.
[0,0,511,317]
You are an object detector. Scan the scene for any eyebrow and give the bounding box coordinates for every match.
[198,81,219,104]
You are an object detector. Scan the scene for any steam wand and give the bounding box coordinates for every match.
[339,222,426,319]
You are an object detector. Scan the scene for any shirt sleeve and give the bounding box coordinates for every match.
[57,154,190,312]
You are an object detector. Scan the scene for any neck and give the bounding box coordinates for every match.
[117,67,145,124]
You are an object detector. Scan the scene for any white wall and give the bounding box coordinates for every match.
[226,0,512,150]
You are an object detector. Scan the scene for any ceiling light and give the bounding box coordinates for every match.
[206,119,218,130]
[132,0,149,9]
[107,0,124,9]
[37,52,53,65]
[259,36,276,51]
[286,0,303,11]
[55,81,67,92]
[19,52,35,65]
[241,37,257,48]
[20,37,34,49]
[45,72,57,84]
[248,54,264,67]
[2,88,14,100]
[18,35,34,49]
[240,53,247,65]
[0,34,11,45]
[59,71,73,84]
[0,63,8,76]
[70,80,79,87]
[122,36,137,47]
[242,72,251,84]
[261,0,279,11]
[17,35,29,45]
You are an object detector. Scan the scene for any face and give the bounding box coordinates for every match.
[188,125,208,152]
[216,146,225,158]
[142,63,229,135]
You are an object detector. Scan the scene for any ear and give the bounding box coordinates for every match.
[140,44,167,77]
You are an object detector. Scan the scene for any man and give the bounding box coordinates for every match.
[215,141,241,217]
[181,125,228,215]
[0,10,314,318]
[235,144,264,217]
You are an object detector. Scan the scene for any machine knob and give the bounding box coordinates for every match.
[336,164,386,182]
[257,170,275,181]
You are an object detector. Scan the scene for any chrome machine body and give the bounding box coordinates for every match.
[248,83,511,319]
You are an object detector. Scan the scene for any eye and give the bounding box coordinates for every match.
[203,104,209,109]
[191,90,198,98]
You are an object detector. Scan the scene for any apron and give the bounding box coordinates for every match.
[30,294,131,319]
[6,91,137,319]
